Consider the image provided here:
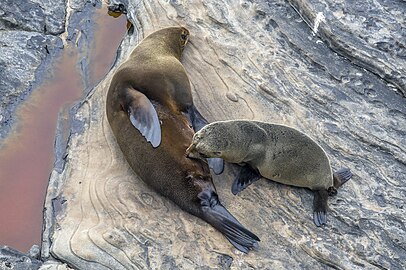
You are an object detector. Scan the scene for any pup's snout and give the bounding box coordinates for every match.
[186,143,201,159]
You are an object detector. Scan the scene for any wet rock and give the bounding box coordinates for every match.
[0,31,63,140]
[43,0,405,269]
[0,0,65,141]
[29,245,41,260]
[0,246,43,270]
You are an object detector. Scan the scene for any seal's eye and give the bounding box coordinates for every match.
[180,29,189,43]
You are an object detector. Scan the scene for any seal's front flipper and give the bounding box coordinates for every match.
[188,105,208,132]
[313,189,328,227]
[199,190,260,253]
[231,165,262,195]
[333,168,352,189]
[208,158,224,175]
[120,87,161,147]
[186,105,225,174]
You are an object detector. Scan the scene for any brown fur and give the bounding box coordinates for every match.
[106,28,260,249]
[106,27,210,218]
[107,100,212,218]
[109,27,193,113]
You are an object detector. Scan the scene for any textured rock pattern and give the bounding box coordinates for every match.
[44,0,405,269]
[289,0,406,96]
[0,246,42,270]
[0,0,65,140]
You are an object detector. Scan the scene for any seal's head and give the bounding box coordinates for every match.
[186,120,268,163]
[186,122,234,160]
[146,26,190,58]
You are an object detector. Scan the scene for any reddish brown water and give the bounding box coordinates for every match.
[0,5,127,252]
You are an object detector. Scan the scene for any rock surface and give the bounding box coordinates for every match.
[42,0,406,269]
[0,245,42,270]
[289,0,406,96]
[0,0,66,140]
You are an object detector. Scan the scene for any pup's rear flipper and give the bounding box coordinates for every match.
[231,165,262,195]
[313,189,328,227]
[199,191,260,253]
[333,168,353,189]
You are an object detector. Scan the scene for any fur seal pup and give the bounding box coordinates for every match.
[186,120,353,226]
[106,27,258,252]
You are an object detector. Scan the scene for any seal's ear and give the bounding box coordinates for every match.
[119,87,161,148]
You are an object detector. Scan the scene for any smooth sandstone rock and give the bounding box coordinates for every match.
[42,0,405,269]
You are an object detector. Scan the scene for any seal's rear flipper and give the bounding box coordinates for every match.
[333,168,352,189]
[199,191,260,253]
[231,165,262,195]
[313,189,328,227]
[120,87,161,147]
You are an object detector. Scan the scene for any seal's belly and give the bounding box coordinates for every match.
[258,167,315,188]
[253,152,330,189]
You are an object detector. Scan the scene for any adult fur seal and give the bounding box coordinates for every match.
[107,25,223,173]
[106,27,258,252]
[186,120,353,226]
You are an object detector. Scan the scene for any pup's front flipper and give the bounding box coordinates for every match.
[231,165,262,195]
[313,189,328,226]
[199,190,260,253]
[208,158,225,175]
[119,87,161,147]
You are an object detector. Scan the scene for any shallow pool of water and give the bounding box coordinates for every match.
[0,4,127,252]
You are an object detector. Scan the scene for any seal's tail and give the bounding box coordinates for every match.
[199,190,260,253]
[333,168,353,188]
